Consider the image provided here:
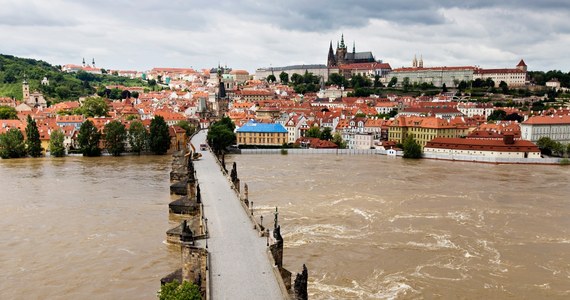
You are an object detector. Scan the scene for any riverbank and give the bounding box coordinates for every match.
[239,148,565,165]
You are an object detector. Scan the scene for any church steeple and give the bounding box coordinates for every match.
[91,58,95,68]
[352,41,355,54]
[22,75,30,101]
[340,34,346,49]
[419,55,423,68]
[327,41,337,68]
[82,57,86,67]
[413,55,418,68]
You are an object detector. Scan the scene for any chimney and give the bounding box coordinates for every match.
[503,133,515,145]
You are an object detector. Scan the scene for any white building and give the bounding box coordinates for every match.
[457,102,494,118]
[391,66,475,87]
[424,136,541,159]
[520,115,570,143]
[473,60,527,87]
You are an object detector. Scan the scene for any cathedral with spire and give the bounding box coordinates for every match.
[327,34,376,68]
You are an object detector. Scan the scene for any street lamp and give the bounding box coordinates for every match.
[260,215,263,229]
[266,229,270,246]
[250,201,254,216]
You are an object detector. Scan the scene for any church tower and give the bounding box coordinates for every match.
[336,34,347,66]
[327,41,337,68]
[22,77,30,101]
[92,58,96,68]
[419,55,424,68]
[413,55,418,68]
[516,59,527,72]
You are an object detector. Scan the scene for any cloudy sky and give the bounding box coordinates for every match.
[1,0,569,73]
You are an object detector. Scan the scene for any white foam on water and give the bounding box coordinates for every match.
[535,283,551,289]
[478,239,508,273]
[118,248,135,255]
[309,271,419,300]
[447,211,472,224]
[389,213,443,222]
[352,208,374,222]
[406,234,458,251]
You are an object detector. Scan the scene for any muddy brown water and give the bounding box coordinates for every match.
[2,154,569,299]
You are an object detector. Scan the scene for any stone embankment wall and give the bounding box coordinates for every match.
[243,147,563,165]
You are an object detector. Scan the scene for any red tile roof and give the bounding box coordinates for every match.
[426,137,539,152]
[522,115,570,125]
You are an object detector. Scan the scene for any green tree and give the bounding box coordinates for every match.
[327,73,347,87]
[148,79,157,90]
[157,280,201,300]
[305,126,321,138]
[217,115,236,131]
[403,135,422,159]
[266,74,276,83]
[552,141,565,157]
[279,71,289,84]
[350,74,371,88]
[536,136,555,155]
[131,91,139,99]
[0,106,18,119]
[373,75,383,88]
[207,117,236,155]
[290,73,303,85]
[176,120,196,137]
[128,120,148,154]
[458,80,468,92]
[504,112,523,123]
[49,129,66,157]
[499,81,509,94]
[0,128,26,159]
[149,116,170,155]
[388,77,398,88]
[487,109,507,122]
[77,120,101,156]
[104,120,127,156]
[25,115,42,157]
[81,97,109,117]
[321,127,333,141]
[332,132,347,149]
[402,77,411,92]
[442,83,448,93]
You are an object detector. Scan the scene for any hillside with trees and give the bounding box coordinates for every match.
[0,54,148,104]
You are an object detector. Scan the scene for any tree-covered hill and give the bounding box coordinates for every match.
[0,54,94,102]
[0,54,148,104]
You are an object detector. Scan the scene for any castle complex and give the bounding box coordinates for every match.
[327,34,376,68]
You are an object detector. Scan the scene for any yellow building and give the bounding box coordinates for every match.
[236,121,288,146]
[389,116,468,148]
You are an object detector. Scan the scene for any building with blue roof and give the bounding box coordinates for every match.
[236,121,288,146]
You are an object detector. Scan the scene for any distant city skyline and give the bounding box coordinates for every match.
[1,1,569,72]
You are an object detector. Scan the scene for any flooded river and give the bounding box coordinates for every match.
[2,154,570,299]
[0,156,180,300]
[227,154,570,299]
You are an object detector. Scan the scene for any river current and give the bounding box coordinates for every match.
[1,154,569,299]
[0,156,180,300]
[226,154,570,299]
